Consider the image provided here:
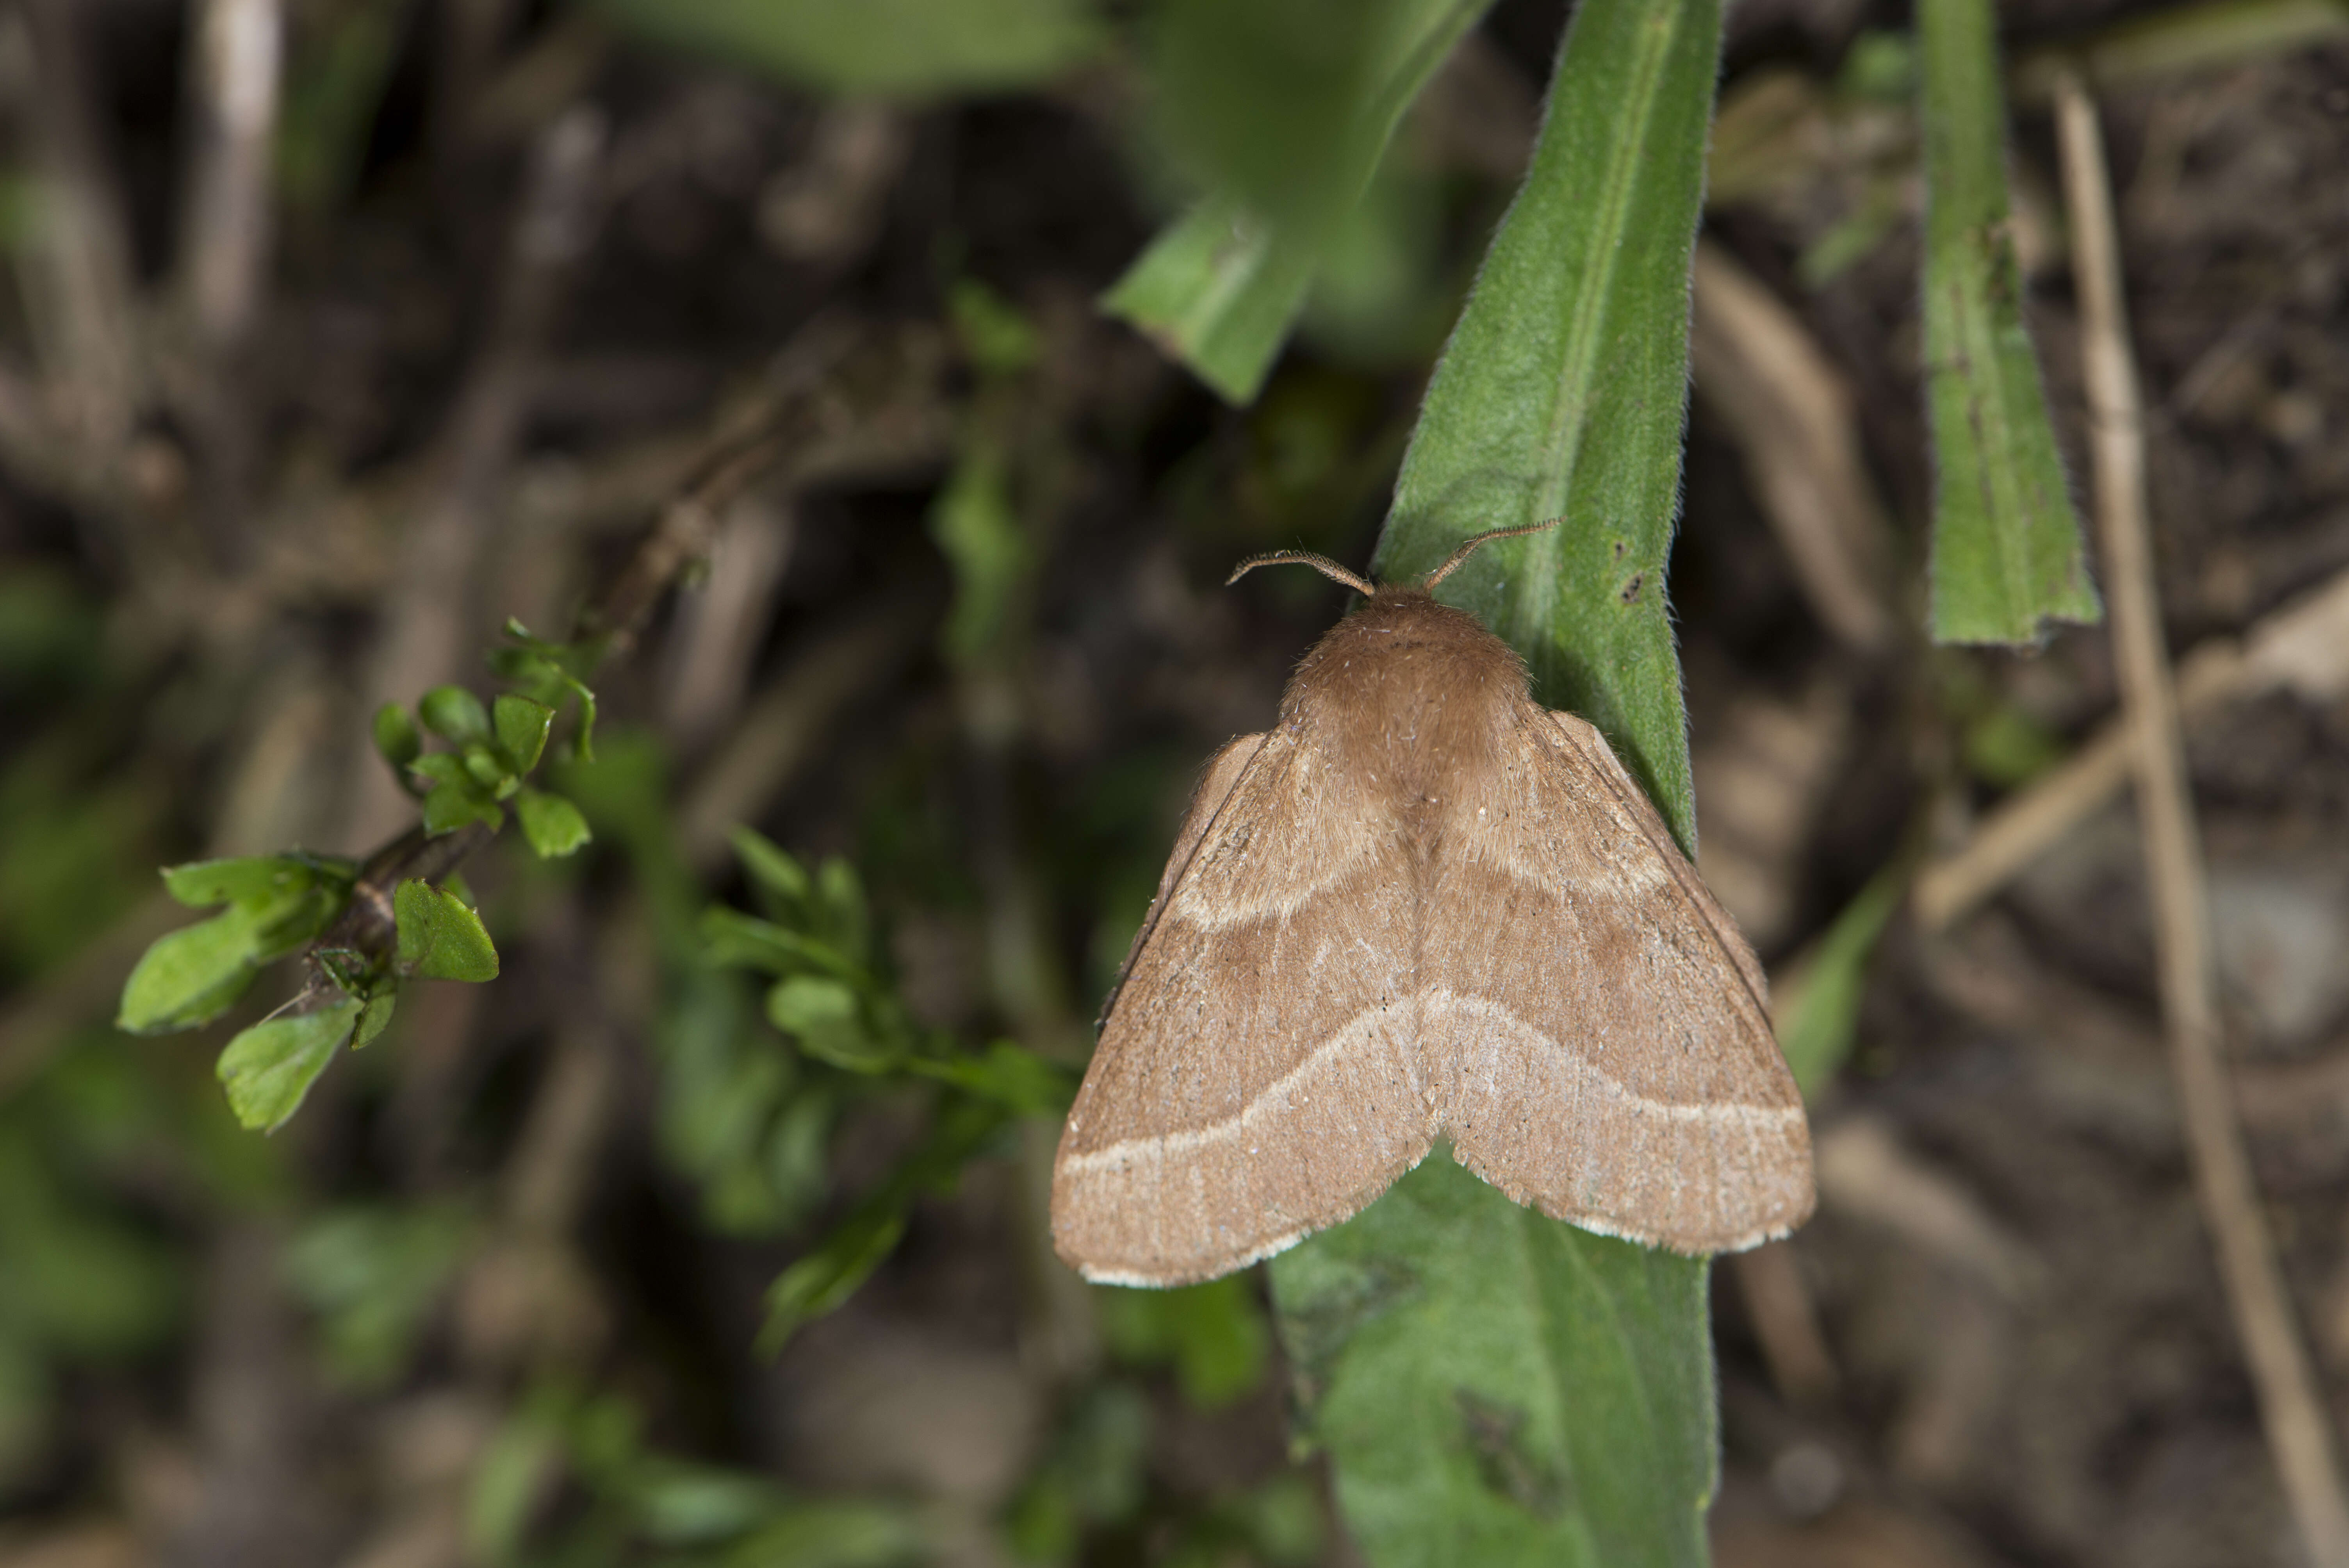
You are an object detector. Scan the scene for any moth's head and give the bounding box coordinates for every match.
[1224,516,1565,599]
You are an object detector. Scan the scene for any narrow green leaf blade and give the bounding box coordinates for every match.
[1276,5,1728,1563]
[1371,0,1720,853]
[758,1207,911,1357]
[1271,1159,1713,1568]
[352,985,399,1050]
[217,1000,362,1131]
[765,975,896,1073]
[730,825,811,909]
[1919,0,2101,645]
[1103,0,1494,405]
[116,908,262,1033]
[1774,865,1906,1097]
[394,880,500,983]
[583,0,1103,98]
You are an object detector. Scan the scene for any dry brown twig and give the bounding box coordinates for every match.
[2053,66,2349,1567]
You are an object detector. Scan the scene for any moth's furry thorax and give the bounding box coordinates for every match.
[1283,588,1528,794]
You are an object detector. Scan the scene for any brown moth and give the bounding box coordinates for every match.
[1050,522,1815,1287]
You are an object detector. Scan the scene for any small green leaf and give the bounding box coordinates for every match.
[461,743,512,792]
[216,1000,362,1131]
[766,975,897,1073]
[1775,864,1907,1096]
[635,1465,788,1544]
[161,855,310,909]
[394,880,499,982]
[492,694,555,774]
[701,906,861,982]
[731,826,811,911]
[418,685,491,743]
[757,1097,1008,1354]
[117,909,261,1033]
[352,985,399,1049]
[408,753,470,788]
[1919,0,2101,644]
[515,788,592,859]
[761,1208,908,1356]
[420,779,503,836]
[724,1501,926,1567]
[906,1040,1077,1117]
[949,278,1042,377]
[247,888,344,964]
[466,1404,563,1566]
[815,858,870,961]
[929,445,1033,667]
[373,703,422,773]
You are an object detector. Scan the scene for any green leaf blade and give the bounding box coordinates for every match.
[1279,4,1728,1562]
[492,694,555,774]
[394,880,500,983]
[1918,0,2101,645]
[1103,0,1494,405]
[160,855,311,909]
[515,788,592,859]
[372,702,422,772]
[1371,0,1720,853]
[216,1001,362,1131]
[1271,1160,1713,1568]
[418,684,491,744]
[116,908,263,1033]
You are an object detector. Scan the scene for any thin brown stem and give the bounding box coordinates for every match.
[2055,66,2349,1568]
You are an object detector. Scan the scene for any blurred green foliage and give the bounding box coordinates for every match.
[1106,0,1494,402]
[584,0,1104,98]
[281,1202,477,1387]
[1773,866,1909,1098]
[467,1381,924,1567]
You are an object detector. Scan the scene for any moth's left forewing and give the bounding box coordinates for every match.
[1421,702,1814,1254]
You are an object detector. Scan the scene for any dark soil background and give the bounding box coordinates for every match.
[1,1,2346,1565]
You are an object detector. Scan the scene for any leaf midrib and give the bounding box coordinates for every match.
[1511,4,1686,640]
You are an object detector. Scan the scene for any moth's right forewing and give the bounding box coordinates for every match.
[1052,724,1433,1287]
[1424,706,1813,1255]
